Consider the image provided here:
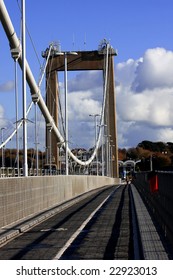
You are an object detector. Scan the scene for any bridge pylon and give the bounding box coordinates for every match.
[44,42,119,177]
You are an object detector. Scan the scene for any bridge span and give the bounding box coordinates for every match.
[0,173,173,260]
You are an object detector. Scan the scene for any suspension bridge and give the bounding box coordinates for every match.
[0,0,118,178]
[1,0,173,260]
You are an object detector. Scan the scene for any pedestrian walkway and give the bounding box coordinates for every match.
[131,184,169,259]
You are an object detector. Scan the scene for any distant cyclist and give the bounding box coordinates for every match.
[126,172,131,185]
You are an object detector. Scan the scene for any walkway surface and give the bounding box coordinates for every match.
[0,184,172,260]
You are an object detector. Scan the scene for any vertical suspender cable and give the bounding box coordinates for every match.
[35,102,38,175]
[64,53,69,175]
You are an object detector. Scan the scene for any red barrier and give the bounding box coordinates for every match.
[149,174,158,193]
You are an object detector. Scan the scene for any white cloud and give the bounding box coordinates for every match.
[0,105,4,117]
[68,70,102,93]
[132,48,173,92]
[156,128,173,143]
[68,90,101,121]
[116,47,173,147]
[0,106,7,128]
[68,89,102,148]
[0,81,14,92]
[117,87,173,126]
[115,58,139,86]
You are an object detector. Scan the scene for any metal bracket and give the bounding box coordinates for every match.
[11,46,21,60]
[46,123,53,132]
[31,93,39,103]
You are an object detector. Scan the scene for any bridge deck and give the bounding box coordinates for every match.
[0,184,172,260]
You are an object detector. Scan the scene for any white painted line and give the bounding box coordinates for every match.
[53,185,121,260]
[40,228,67,232]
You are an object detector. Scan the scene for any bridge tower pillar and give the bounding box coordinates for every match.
[45,60,59,168]
[106,54,119,177]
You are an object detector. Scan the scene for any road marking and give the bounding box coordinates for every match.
[53,185,121,260]
[40,228,67,232]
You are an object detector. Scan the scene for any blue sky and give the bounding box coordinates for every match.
[1,0,173,150]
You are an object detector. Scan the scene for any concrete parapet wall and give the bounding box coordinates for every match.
[0,175,119,228]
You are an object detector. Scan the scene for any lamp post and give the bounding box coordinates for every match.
[1,127,6,168]
[104,134,112,176]
[57,141,65,175]
[108,135,113,177]
[33,100,39,175]
[89,114,101,175]
[11,45,21,177]
[21,0,28,176]
[98,124,107,176]
[110,143,115,177]
[150,155,153,171]
[46,123,52,175]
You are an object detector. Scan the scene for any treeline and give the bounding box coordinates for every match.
[0,148,46,168]
[118,140,173,171]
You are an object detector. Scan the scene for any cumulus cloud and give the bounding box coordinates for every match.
[116,47,173,147]
[0,105,11,141]
[116,58,139,86]
[117,87,173,126]
[0,105,9,139]
[132,48,173,92]
[0,104,4,115]
[68,88,102,148]
[68,70,102,93]
[156,128,173,143]
[68,90,101,121]
[0,81,14,92]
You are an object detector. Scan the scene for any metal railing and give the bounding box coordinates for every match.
[0,167,61,177]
